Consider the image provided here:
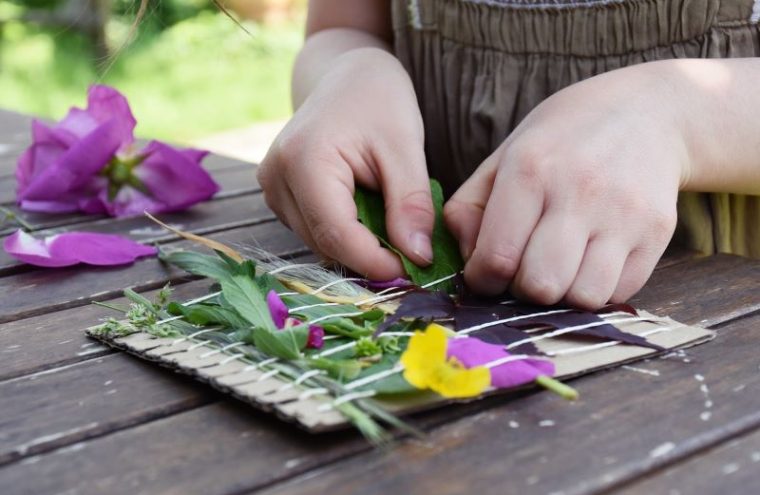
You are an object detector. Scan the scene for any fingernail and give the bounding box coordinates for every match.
[409,231,433,264]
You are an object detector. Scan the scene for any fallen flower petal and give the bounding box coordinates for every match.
[3,230,157,267]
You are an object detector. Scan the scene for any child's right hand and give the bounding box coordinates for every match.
[258,47,435,280]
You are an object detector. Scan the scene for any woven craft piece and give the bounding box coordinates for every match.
[88,309,714,432]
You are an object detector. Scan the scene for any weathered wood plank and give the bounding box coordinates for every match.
[0,353,214,467]
[0,402,364,495]
[0,221,308,324]
[0,193,274,273]
[0,256,755,495]
[251,312,760,495]
[0,279,213,382]
[629,254,760,328]
[616,426,760,495]
[0,254,320,383]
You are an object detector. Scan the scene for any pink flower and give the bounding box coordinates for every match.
[266,290,325,349]
[15,85,218,217]
[3,229,157,267]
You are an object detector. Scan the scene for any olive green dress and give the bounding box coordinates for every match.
[392,0,760,258]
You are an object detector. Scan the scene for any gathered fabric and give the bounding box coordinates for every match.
[392,0,760,257]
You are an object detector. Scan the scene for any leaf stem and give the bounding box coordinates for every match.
[535,375,579,401]
[0,206,33,231]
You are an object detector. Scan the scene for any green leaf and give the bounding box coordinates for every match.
[167,302,250,328]
[253,325,309,360]
[305,357,363,381]
[161,250,233,281]
[124,288,158,312]
[354,179,463,292]
[220,274,277,332]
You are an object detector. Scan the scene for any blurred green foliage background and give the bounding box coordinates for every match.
[0,0,304,142]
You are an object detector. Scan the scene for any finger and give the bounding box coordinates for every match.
[510,213,589,305]
[374,139,435,266]
[565,237,628,310]
[611,245,662,303]
[444,160,496,261]
[289,163,405,280]
[463,162,544,295]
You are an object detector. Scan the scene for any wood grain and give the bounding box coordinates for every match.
[0,353,214,467]
[0,193,274,273]
[615,426,760,495]
[0,256,755,494]
[0,221,307,324]
[253,313,760,495]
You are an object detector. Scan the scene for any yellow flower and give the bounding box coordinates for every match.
[400,323,490,398]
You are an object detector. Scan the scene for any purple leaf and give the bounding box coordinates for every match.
[447,337,555,388]
[510,309,664,351]
[3,230,157,267]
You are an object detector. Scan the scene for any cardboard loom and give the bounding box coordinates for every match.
[87,309,714,432]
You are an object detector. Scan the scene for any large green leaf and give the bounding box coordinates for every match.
[253,325,309,360]
[354,179,463,292]
[166,302,250,328]
[161,250,233,281]
[220,274,277,332]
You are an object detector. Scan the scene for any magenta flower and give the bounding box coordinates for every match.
[447,336,555,388]
[3,229,157,267]
[16,85,218,217]
[266,290,325,349]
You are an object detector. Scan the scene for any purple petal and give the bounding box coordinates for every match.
[48,232,157,266]
[3,230,156,268]
[83,85,137,147]
[266,290,289,329]
[133,141,218,213]
[307,325,325,349]
[3,230,78,267]
[447,337,555,389]
[18,119,123,203]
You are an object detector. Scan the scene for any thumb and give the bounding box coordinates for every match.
[376,140,435,267]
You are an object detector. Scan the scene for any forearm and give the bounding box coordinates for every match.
[292,28,392,108]
[654,58,760,195]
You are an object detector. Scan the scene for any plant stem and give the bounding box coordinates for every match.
[0,206,33,231]
[535,375,579,401]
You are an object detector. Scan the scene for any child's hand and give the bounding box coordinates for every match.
[444,66,690,309]
[258,48,434,280]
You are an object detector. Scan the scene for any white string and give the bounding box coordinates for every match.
[504,316,648,350]
[298,387,329,400]
[200,341,246,358]
[318,390,377,411]
[171,328,215,345]
[257,369,279,382]
[220,353,246,364]
[157,292,222,325]
[277,369,326,392]
[267,263,316,275]
[310,277,364,295]
[456,308,573,335]
[188,339,214,350]
[243,357,278,372]
[483,354,531,368]
[344,364,405,390]
[315,331,414,358]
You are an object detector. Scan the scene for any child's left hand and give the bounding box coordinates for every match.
[444,64,690,309]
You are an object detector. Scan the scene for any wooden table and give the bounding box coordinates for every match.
[0,109,758,495]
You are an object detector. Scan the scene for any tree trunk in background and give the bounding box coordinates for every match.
[22,0,111,63]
